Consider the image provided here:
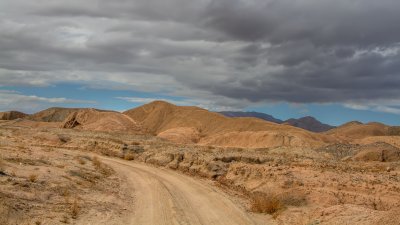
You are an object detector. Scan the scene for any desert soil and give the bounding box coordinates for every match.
[101,157,266,225]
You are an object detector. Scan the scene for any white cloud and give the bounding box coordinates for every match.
[0,91,95,113]
[344,101,400,115]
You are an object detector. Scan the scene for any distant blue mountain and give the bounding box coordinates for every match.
[284,116,335,132]
[218,111,334,132]
[219,111,283,124]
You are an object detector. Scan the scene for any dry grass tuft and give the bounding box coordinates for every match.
[250,192,283,215]
[29,174,38,182]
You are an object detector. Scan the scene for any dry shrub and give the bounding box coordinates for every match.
[60,188,70,198]
[0,159,5,174]
[250,192,283,214]
[92,156,101,168]
[250,191,307,215]
[131,141,140,145]
[58,134,71,143]
[124,153,135,161]
[60,215,69,224]
[29,174,38,182]
[70,199,80,219]
[75,156,86,165]
[99,148,119,157]
[92,156,113,176]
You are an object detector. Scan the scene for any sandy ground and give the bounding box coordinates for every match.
[101,157,267,225]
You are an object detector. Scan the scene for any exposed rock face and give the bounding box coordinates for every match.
[62,111,81,129]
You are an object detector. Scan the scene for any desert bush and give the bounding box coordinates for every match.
[75,156,86,165]
[131,141,141,145]
[92,156,101,168]
[58,134,71,143]
[124,153,135,161]
[250,192,283,214]
[60,215,69,224]
[0,159,5,175]
[29,174,38,182]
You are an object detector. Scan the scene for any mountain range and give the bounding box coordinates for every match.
[219,111,335,132]
[1,100,399,149]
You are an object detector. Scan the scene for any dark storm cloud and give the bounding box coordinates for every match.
[1,0,400,111]
[204,0,400,46]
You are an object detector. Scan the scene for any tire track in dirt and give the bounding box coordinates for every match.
[101,157,267,225]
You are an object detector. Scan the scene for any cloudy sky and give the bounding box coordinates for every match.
[1,0,399,125]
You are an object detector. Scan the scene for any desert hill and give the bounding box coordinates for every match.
[7,101,398,149]
[124,101,332,148]
[0,111,27,120]
[61,108,142,132]
[284,116,335,132]
[326,121,392,139]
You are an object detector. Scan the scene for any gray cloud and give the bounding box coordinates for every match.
[0,0,400,113]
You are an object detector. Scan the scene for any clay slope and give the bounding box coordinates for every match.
[62,108,141,132]
[0,111,27,120]
[124,101,332,148]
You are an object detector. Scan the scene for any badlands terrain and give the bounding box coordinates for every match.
[1,101,400,224]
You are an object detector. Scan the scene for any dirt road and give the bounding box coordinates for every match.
[101,157,266,225]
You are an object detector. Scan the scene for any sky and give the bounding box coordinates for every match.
[0,0,399,126]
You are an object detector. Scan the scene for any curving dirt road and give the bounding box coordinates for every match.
[101,157,266,225]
